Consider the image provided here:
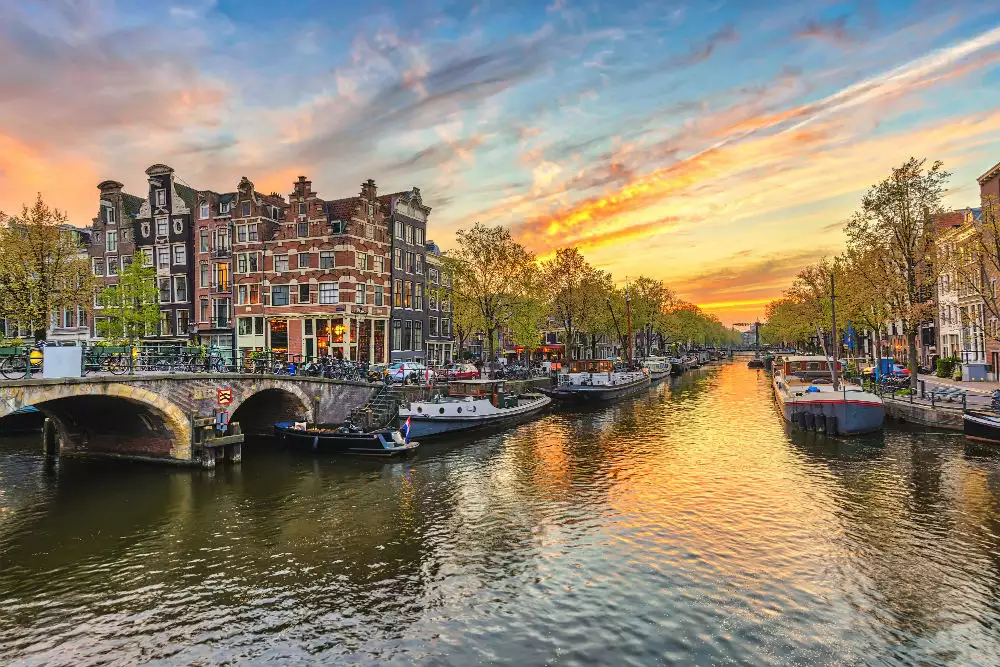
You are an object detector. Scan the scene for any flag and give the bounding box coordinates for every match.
[403,416,412,443]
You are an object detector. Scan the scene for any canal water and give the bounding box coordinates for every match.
[2,363,1000,666]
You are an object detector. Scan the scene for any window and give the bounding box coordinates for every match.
[404,281,412,308]
[319,282,338,304]
[271,285,289,306]
[177,309,189,335]
[395,220,404,239]
[430,317,439,337]
[93,258,105,276]
[156,246,170,269]
[105,207,116,225]
[141,250,153,267]
[368,203,374,219]
[159,278,171,303]
[238,317,253,336]
[394,279,403,307]
[173,276,187,302]
[414,321,422,349]
[173,245,186,265]
[356,252,366,270]
[394,248,403,270]
[298,221,308,237]
[416,227,424,245]
[430,268,439,285]
[160,311,173,336]
[155,189,166,207]
[242,201,251,217]
[237,252,260,273]
[200,229,208,252]
[298,202,307,216]
[297,253,311,269]
[156,217,168,236]
[441,298,450,313]
[200,202,209,219]
[248,224,258,242]
[414,283,422,310]
[107,257,118,276]
[237,284,260,305]
[121,255,132,270]
[375,284,384,307]
[320,251,334,269]
[275,255,289,272]
[213,299,230,326]
[406,225,414,245]
[173,218,183,234]
[403,320,413,350]
[375,256,385,274]
[366,224,374,240]
[213,263,229,291]
[200,298,210,322]
[392,319,402,350]
[407,252,416,273]
[355,283,366,305]
[415,254,422,275]
[441,318,449,337]
[298,284,311,304]
[121,229,130,242]
[236,225,247,243]
[220,202,230,214]
[93,230,102,243]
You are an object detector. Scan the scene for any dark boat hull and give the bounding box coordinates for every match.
[539,377,650,403]
[964,411,1000,445]
[274,423,418,457]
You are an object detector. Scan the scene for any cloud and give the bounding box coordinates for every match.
[795,16,852,45]
[668,24,739,67]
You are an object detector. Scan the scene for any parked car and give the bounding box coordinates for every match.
[448,363,481,380]
[386,362,432,384]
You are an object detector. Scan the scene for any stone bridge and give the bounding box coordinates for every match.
[0,374,379,464]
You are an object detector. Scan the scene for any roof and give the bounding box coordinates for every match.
[121,193,145,218]
[175,183,199,211]
[219,192,236,205]
[933,210,966,233]
[978,160,1000,185]
[326,197,358,221]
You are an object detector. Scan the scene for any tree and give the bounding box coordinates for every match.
[629,276,674,358]
[845,158,949,389]
[541,247,594,360]
[96,250,159,342]
[507,296,547,362]
[449,291,482,359]
[944,195,1000,346]
[444,223,537,371]
[0,194,95,340]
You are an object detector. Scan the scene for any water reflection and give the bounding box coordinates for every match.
[1,364,1000,665]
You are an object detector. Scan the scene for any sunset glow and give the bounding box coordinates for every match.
[3,1,1000,325]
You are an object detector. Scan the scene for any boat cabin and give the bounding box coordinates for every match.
[567,359,614,374]
[776,356,842,381]
[447,379,515,408]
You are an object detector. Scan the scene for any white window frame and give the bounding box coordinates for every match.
[173,244,186,265]
[318,282,339,305]
[155,189,166,207]
[106,230,117,253]
[199,202,209,219]
[155,217,169,236]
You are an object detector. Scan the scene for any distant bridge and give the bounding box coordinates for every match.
[0,374,377,464]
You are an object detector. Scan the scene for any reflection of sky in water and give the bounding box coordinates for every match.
[1,364,1000,666]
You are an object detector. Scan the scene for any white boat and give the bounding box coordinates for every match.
[399,379,551,438]
[772,355,884,435]
[540,359,650,403]
[643,357,672,381]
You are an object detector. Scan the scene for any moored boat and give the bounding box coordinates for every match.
[274,421,418,457]
[772,355,884,435]
[540,359,650,403]
[963,410,1000,445]
[399,379,551,438]
[643,357,672,381]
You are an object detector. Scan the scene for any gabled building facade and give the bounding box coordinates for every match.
[424,241,454,365]
[133,164,197,342]
[89,179,145,339]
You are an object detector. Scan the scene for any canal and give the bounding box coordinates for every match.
[2,363,1000,666]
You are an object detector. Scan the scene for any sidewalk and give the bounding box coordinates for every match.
[918,375,1000,395]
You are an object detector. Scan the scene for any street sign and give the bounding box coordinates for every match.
[217,387,233,406]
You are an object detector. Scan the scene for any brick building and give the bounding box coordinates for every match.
[89,180,145,339]
[978,162,1000,376]
[380,187,430,363]
[424,241,454,365]
[235,176,391,362]
[133,164,198,342]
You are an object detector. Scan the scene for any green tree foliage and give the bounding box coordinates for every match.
[541,247,606,359]
[0,194,95,340]
[96,250,159,342]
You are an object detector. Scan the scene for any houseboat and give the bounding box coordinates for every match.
[772,355,884,435]
[963,409,1000,446]
[643,357,673,382]
[399,379,551,438]
[540,359,650,403]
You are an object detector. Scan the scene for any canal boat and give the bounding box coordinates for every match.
[273,422,419,457]
[398,379,551,438]
[643,357,672,382]
[540,359,651,403]
[963,410,1000,445]
[772,355,884,435]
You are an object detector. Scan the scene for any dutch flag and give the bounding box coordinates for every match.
[402,416,412,443]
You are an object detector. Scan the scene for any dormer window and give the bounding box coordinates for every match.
[242,201,251,217]
[368,203,374,219]
[155,189,166,207]
[199,203,209,219]
[298,203,307,216]
[220,202,230,214]
[104,207,116,225]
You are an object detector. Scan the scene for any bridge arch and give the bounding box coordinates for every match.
[228,381,313,436]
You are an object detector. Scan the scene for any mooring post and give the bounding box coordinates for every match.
[41,417,58,456]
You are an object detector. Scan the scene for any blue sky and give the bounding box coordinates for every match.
[3,0,1000,323]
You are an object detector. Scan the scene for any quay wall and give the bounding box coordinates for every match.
[883,398,963,431]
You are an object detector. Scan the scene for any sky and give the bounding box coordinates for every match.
[3,0,1000,326]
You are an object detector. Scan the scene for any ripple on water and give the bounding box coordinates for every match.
[2,365,1000,666]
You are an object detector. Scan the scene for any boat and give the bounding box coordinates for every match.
[399,379,551,438]
[643,357,672,381]
[668,357,685,376]
[963,410,1000,445]
[747,356,765,369]
[273,421,419,457]
[540,359,651,403]
[772,355,884,435]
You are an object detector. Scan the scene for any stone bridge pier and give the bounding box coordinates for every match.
[0,375,378,465]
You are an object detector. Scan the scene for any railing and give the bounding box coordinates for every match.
[212,247,232,258]
[210,282,231,294]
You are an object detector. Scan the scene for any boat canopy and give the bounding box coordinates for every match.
[568,359,614,373]
[448,379,505,397]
